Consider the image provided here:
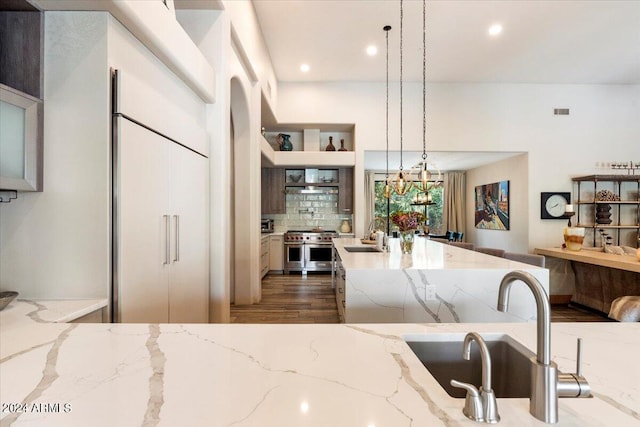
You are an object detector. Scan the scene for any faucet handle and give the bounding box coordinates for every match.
[451,379,485,422]
[557,337,591,398]
[576,337,583,376]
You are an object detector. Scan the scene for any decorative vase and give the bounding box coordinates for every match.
[563,227,585,251]
[339,219,352,233]
[595,204,612,224]
[280,133,293,151]
[338,138,347,151]
[325,136,336,151]
[399,231,415,254]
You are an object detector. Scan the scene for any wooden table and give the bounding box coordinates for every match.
[535,247,640,313]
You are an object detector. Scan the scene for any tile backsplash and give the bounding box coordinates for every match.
[263,193,352,231]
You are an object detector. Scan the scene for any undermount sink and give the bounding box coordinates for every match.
[343,246,381,253]
[403,333,534,398]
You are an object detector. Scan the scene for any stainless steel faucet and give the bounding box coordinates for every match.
[498,270,590,424]
[451,332,500,424]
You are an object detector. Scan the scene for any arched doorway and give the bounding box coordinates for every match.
[229,77,258,305]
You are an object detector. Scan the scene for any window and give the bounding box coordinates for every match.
[374,180,444,234]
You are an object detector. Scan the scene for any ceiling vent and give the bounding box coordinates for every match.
[553,108,570,116]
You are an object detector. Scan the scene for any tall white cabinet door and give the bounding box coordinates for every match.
[118,119,171,323]
[168,144,209,323]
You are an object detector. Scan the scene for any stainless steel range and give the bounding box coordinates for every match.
[284,230,338,274]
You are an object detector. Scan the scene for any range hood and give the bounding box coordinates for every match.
[285,186,338,195]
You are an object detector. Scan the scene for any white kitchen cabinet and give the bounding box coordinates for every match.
[118,118,208,323]
[260,236,270,279]
[269,234,284,272]
[334,253,345,323]
[168,140,209,322]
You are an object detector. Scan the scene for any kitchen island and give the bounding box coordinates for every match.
[333,238,548,323]
[1,319,639,426]
[535,247,640,313]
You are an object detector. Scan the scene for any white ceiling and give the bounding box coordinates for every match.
[253,0,640,84]
[363,150,523,172]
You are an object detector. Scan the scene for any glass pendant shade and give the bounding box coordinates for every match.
[412,160,442,193]
[384,179,392,199]
[393,169,412,195]
[417,162,431,191]
[413,190,433,205]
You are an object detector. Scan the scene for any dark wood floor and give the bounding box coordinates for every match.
[230,273,340,323]
[230,273,612,324]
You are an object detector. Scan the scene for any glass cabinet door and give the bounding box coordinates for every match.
[0,84,42,191]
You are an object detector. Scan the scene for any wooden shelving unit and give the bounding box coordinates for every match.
[572,174,640,247]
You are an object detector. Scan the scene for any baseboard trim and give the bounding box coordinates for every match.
[550,294,572,305]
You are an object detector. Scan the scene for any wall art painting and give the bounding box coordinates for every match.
[474,180,510,230]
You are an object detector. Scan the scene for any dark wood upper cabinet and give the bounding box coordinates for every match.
[0,10,43,99]
[338,168,353,213]
[261,168,285,214]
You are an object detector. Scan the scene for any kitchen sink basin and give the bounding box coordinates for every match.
[343,246,381,253]
[403,333,534,398]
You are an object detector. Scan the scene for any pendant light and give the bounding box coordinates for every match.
[383,25,392,200]
[413,0,441,194]
[393,0,412,196]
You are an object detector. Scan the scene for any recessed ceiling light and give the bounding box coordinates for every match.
[300,63,310,72]
[366,45,378,56]
[488,24,503,36]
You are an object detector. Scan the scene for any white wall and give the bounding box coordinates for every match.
[0,11,211,304]
[276,82,640,252]
[0,12,110,299]
[176,10,231,321]
[178,6,266,317]
[466,154,529,253]
[221,0,278,109]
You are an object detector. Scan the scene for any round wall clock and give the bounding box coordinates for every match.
[541,192,571,219]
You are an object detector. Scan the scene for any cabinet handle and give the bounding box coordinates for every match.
[173,215,180,262]
[163,215,170,265]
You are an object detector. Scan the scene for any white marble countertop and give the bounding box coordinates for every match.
[1,321,638,426]
[0,298,108,331]
[333,238,547,323]
[334,237,545,271]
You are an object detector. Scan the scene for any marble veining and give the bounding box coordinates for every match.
[2,324,77,426]
[143,324,165,427]
[22,300,50,324]
[592,392,640,421]
[391,353,461,427]
[227,386,281,426]
[403,269,443,322]
[1,299,107,329]
[1,322,639,426]
[334,238,547,324]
